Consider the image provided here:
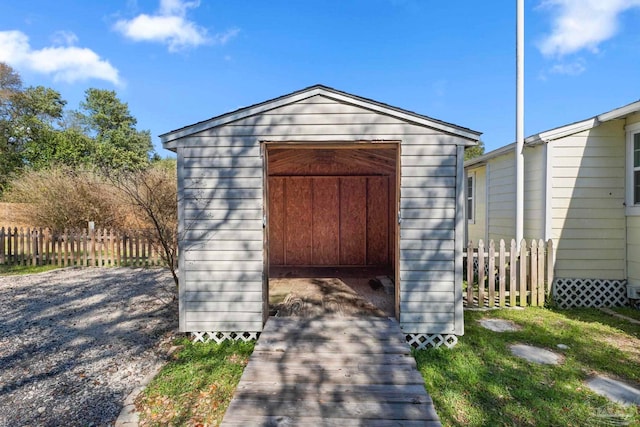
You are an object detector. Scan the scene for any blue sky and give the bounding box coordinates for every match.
[1,0,639,155]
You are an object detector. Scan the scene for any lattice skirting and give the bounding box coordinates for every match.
[553,278,628,309]
[192,331,260,344]
[406,334,459,350]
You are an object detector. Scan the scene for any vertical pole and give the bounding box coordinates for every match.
[516,0,525,247]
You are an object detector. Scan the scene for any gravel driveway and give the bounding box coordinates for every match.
[0,267,178,427]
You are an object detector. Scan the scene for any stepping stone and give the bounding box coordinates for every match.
[509,344,562,365]
[478,318,521,332]
[586,376,640,406]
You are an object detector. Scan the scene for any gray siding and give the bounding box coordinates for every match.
[176,93,470,334]
[400,142,461,334]
[179,134,264,333]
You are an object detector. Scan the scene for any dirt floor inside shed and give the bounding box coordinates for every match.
[268,267,395,318]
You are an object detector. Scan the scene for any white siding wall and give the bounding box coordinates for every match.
[466,165,486,243]
[524,145,544,240]
[487,151,516,242]
[551,120,626,280]
[178,94,466,334]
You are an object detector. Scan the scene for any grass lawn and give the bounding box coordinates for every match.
[415,308,640,426]
[611,306,640,322]
[0,263,60,275]
[136,338,254,426]
[136,308,639,426]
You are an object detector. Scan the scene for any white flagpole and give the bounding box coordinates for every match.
[516,0,525,247]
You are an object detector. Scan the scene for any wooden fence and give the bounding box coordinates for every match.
[463,239,554,308]
[3,227,551,307]
[0,226,165,267]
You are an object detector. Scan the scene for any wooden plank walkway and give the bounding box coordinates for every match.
[221,316,441,426]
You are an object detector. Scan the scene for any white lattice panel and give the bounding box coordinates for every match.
[553,278,628,309]
[192,331,259,344]
[406,333,458,350]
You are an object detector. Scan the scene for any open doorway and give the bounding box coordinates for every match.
[263,142,400,319]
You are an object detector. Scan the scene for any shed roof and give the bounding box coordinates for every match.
[160,84,482,150]
[465,98,640,168]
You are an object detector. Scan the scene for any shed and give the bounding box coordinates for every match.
[161,85,481,347]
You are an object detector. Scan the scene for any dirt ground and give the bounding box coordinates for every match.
[0,267,177,427]
[268,267,395,318]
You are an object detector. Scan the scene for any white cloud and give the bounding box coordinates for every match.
[113,0,238,52]
[114,14,208,51]
[0,30,120,85]
[212,28,240,46]
[549,58,586,76]
[159,0,199,16]
[51,30,79,46]
[537,0,640,57]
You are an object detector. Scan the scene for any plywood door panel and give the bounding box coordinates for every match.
[269,175,393,267]
[268,177,285,265]
[284,178,312,265]
[312,177,340,265]
[340,177,367,265]
[367,176,389,265]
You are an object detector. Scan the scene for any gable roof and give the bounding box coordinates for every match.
[465,98,640,168]
[160,84,482,150]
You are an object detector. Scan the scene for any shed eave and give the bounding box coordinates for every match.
[160,86,328,145]
[159,84,482,147]
[316,89,482,142]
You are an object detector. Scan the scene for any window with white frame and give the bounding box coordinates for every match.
[634,133,640,204]
[467,174,474,223]
[627,123,640,211]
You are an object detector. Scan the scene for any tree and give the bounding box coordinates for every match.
[464,139,485,161]
[17,86,69,168]
[79,88,153,170]
[0,63,68,191]
[23,127,96,170]
[0,64,156,191]
[108,161,179,287]
[0,63,24,191]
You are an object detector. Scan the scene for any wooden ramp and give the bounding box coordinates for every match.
[221,317,441,427]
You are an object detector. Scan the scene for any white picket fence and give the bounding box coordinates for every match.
[463,239,554,308]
